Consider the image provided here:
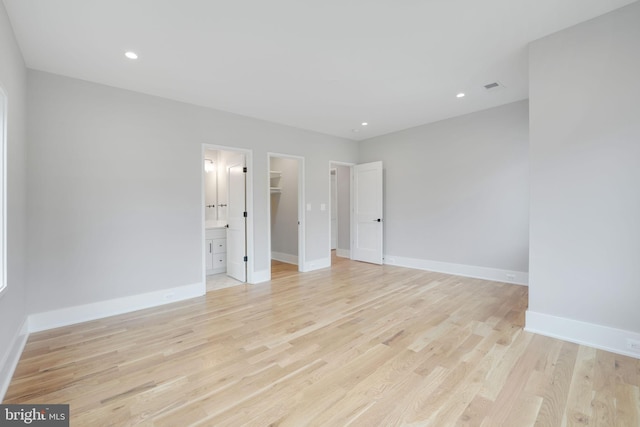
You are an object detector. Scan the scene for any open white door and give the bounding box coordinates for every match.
[351,161,383,265]
[227,154,247,281]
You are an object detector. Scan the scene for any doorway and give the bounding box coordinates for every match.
[202,145,254,290]
[268,153,304,278]
[329,162,353,264]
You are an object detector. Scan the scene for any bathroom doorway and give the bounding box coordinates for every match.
[203,145,254,290]
[268,153,304,279]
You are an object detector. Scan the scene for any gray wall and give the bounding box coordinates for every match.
[270,156,299,259]
[26,70,358,314]
[528,2,640,332]
[359,101,529,272]
[0,0,28,386]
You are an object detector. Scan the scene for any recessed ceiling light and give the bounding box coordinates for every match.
[456,93,465,98]
[125,51,138,60]
[361,122,368,126]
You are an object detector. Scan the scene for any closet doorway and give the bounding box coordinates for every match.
[329,162,353,264]
[268,153,304,278]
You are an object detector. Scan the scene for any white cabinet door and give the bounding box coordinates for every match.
[351,161,383,265]
[212,238,226,254]
[205,239,214,270]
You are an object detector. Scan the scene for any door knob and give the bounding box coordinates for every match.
[373,218,381,222]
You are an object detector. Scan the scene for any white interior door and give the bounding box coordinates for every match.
[227,155,247,281]
[351,161,383,265]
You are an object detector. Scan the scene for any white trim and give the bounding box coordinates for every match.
[28,282,205,333]
[330,167,338,251]
[0,86,7,297]
[0,319,29,401]
[525,310,640,359]
[271,251,298,265]
[383,255,528,286]
[301,257,331,272]
[336,248,350,258]
[251,269,270,284]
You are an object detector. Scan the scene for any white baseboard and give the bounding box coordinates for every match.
[383,255,528,286]
[525,311,640,359]
[0,319,29,401]
[28,282,205,333]
[271,251,298,265]
[302,257,331,272]
[251,269,270,284]
[336,248,350,258]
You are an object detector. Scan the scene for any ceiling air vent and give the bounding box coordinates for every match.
[484,81,504,92]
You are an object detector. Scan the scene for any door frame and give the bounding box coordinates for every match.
[330,167,337,251]
[267,153,305,276]
[201,144,254,284]
[350,161,384,265]
[328,161,355,262]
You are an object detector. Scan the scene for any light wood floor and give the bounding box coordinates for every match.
[5,258,639,426]
[270,258,300,281]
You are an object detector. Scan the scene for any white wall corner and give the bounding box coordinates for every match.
[335,248,350,258]
[251,269,271,284]
[525,310,640,359]
[270,251,299,265]
[302,257,331,273]
[384,255,528,286]
[28,282,205,333]
[0,319,29,401]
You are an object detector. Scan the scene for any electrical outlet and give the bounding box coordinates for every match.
[164,292,175,300]
[506,273,516,281]
[627,338,640,352]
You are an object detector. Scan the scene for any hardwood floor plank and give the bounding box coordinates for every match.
[535,342,580,426]
[4,257,639,425]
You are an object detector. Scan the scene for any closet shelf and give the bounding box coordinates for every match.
[270,187,282,193]
[270,171,282,178]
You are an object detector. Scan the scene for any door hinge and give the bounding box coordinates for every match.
[243,167,247,173]
[243,256,248,262]
[243,211,247,218]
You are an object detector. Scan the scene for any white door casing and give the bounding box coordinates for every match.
[227,154,247,282]
[330,169,337,250]
[351,161,383,265]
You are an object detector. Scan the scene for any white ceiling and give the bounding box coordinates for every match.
[3,0,636,141]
